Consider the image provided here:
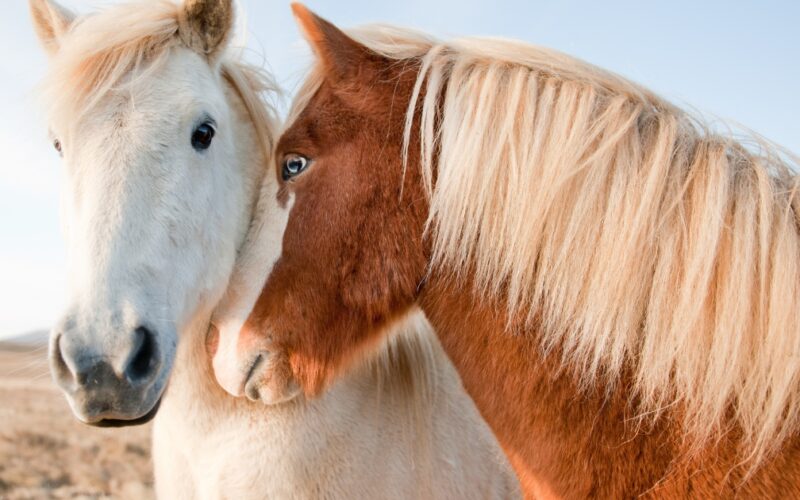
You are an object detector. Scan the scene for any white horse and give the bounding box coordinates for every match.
[29,0,518,498]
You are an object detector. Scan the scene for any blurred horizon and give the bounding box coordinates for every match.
[0,0,798,338]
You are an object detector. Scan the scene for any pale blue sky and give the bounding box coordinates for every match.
[0,0,797,337]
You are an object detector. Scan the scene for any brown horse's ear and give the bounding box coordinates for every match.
[178,0,234,60]
[291,3,384,81]
[29,0,75,56]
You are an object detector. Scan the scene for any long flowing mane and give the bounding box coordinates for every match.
[292,25,800,466]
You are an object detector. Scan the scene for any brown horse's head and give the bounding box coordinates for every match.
[210,5,430,402]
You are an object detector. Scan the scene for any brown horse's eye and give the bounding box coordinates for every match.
[53,138,62,156]
[282,154,309,181]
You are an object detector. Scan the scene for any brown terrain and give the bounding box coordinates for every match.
[0,338,154,499]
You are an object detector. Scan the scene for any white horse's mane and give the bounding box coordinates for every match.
[295,24,800,467]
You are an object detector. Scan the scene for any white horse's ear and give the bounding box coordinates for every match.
[178,0,234,60]
[29,0,75,56]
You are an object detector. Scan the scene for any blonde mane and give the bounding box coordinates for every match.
[294,25,800,467]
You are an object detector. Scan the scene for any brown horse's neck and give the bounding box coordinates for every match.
[417,270,800,499]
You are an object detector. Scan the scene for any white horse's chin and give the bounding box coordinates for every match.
[76,395,163,428]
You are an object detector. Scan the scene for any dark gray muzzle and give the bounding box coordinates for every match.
[50,326,164,426]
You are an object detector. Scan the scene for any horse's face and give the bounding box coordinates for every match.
[30,0,250,425]
[209,6,428,403]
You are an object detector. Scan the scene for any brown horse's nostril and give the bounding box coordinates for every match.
[125,326,159,383]
[243,354,265,402]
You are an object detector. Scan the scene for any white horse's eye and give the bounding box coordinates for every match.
[191,122,216,151]
[53,138,63,157]
[282,154,309,181]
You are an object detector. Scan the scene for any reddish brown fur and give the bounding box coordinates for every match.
[244,5,800,497]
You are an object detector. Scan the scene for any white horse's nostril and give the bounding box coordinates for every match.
[51,333,75,387]
[125,326,159,384]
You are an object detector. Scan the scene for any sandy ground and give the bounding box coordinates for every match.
[0,343,155,499]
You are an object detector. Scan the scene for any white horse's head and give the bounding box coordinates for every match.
[30,0,272,425]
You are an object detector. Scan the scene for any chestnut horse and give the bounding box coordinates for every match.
[213,4,800,498]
